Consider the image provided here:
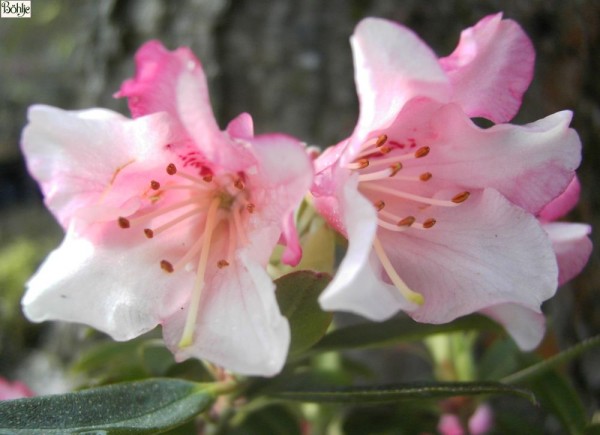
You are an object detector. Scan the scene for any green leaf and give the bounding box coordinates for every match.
[228,404,302,435]
[275,270,333,356]
[0,378,218,434]
[312,314,501,353]
[266,381,535,404]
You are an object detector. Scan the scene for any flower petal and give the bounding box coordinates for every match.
[246,133,314,266]
[21,105,175,229]
[22,225,191,341]
[116,40,251,171]
[439,13,535,123]
[480,303,546,351]
[424,103,581,214]
[163,250,290,376]
[380,189,558,324]
[318,179,417,320]
[543,222,592,285]
[351,18,450,141]
[226,112,254,139]
[539,176,581,222]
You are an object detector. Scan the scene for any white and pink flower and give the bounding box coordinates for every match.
[21,41,313,376]
[311,14,591,350]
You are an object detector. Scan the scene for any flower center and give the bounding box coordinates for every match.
[117,163,256,348]
[348,134,470,306]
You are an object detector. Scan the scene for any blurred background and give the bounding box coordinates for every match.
[0,0,598,428]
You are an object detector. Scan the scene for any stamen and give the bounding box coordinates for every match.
[160,260,174,273]
[246,203,256,213]
[166,163,177,175]
[373,237,424,305]
[451,191,470,203]
[377,219,412,232]
[375,134,388,147]
[414,146,430,158]
[419,172,432,181]
[203,175,213,183]
[118,217,130,229]
[398,216,416,226]
[217,260,229,268]
[389,163,403,177]
[179,197,221,348]
[378,145,392,155]
[422,218,436,229]
[150,180,161,190]
[233,205,249,246]
[144,229,154,238]
[234,178,245,190]
[361,183,463,207]
[374,200,385,211]
[145,206,204,238]
[347,158,369,170]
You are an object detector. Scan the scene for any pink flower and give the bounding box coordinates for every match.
[437,404,494,435]
[0,377,34,401]
[312,14,589,350]
[21,41,313,376]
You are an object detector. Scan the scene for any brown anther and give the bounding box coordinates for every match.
[414,146,430,158]
[397,216,416,227]
[203,175,213,182]
[356,158,369,169]
[160,260,174,273]
[419,172,432,181]
[144,228,154,239]
[389,162,403,177]
[375,134,388,147]
[423,218,437,229]
[451,191,470,204]
[379,145,392,155]
[374,200,385,211]
[234,178,245,190]
[166,163,177,175]
[217,260,230,269]
[246,203,256,213]
[118,217,130,229]
[150,180,161,190]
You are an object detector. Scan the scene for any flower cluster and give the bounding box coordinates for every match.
[21,14,591,376]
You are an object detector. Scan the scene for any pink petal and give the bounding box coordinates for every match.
[423,103,581,214]
[438,414,465,435]
[163,250,290,376]
[380,189,558,326]
[22,225,192,341]
[0,378,34,401]
[21,105,176,229]
[538,176,581,222]
[439,13,535,123]
[543,222,592,285]
[246,133,314,266]
[318,180,417,319]
[480,303,546,351]
[350,18,450,143]
[226,112,254,139]
[468,404,494,435]
[116,40,251,171]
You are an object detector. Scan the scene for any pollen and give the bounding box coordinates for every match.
[246,203,256,213]
[160,260,174,273]
[451,191,470,203]
[414,146,430,158]
[234,178,245,190]
[375,134,388,147]
[166,163,177,175]
[118,217,130,229]
[374,200,385,211]
[203,174,213,182]
[144,228,154,239]
[217,259,230,269]
[389,163,403,177]
[397,216,416,227]
[357,158,369,169]
[422,218,436,229]
[419,172,432,181]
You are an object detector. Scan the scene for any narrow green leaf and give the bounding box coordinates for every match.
[312,314,501,353]
[0,378,218,434]
[275,270,333,356]
[267,381,535,404]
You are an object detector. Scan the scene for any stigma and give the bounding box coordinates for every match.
[117,162,256,348]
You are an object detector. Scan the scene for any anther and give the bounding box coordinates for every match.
[203,175,213,182]
[451,191,470,203]
[398,216,416,227]
[419,172,432,181]
[150,180,161,190]
[160,260,174,273]
[246,203,256,213]
[357,158,369,169]
[374,200,385,211]
[144,228,154,239]
[217,260,230,269]
[379,146,392,155]
[118,217,130,229]
[166,163,177,175]
[422,218,436,229]
[414,146,430,158]
[375,134,388,147]
[234,178,245,190]
[389,163,403,177]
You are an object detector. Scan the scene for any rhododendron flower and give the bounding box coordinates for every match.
[312,14,590,349]
[0,378,34,401]
[21,41,313,376]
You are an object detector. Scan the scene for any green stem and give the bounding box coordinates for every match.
[501,334,600,385]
